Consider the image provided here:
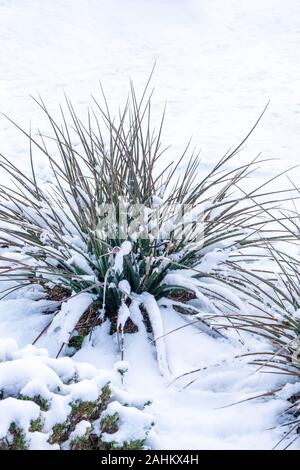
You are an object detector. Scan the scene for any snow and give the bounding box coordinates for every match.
[0,357,64,398]
[46,293,95,350]
[0,338,19,361]
[276,383,300,400]
[67,253,95,277]
[118,280,131,297]
[113,241,132,274]
[0,296,298,449]
[117,302,131,331]
[72,306,296,449]
[0,0,300,451]
[197,249,230,274]
[0,397,40,440]
[29,432,59,451]
[129,300,147,333]
[137,292,170,378]
[294,309,300,320]
[162,272,214,313]
[69,380,99,403]
[0,0,300,186]
[69,420,91,441]
[0,340,153,449]
[0,297,58,347]
[101,401,154,446]
[120,307,292,449]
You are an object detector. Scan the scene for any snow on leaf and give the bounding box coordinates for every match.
[47,293,95,347]
[138,292,170,378]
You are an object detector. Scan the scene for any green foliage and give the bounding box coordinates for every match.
[68,335,85,351]
[49,423,69,445]
[97,438,145,451]
[0,424,27,450]
[100,384,112,409]
[2,390,152,450]
[70,400,100,422]
[70,427,93,450]
[29,418,43,433]
[100,412,119,434]
[19,394,50,412]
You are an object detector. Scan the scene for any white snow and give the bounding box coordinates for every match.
[0,0,300,451]
[69,420,91,442]
[67,253,95,277]
[101,401,154,446]
[0,340,153,449]
[0,397,40,440]
[0,0,299,186]
[29,432,59,451]
[0,338,19,362]
[137,292,171,378]
[69,380,99,403]
[46,293,95,349]
[118,280,131,297]
[0,358,64,398]
[113,242,132,274]
[117,302,131,331]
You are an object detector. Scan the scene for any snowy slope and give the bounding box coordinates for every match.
[0,0,300,450]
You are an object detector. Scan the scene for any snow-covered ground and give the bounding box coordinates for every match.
[1,0,300,449]
[1,0,300,176]
[0,291,295,449]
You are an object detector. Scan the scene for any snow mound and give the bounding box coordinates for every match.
[0,339,154,450]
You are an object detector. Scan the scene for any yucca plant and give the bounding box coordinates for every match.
[240,249,300,449]
[0,80,293,373]
[186,243,300,448]
[167,243,300,448]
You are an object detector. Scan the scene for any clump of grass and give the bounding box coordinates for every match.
[0,78,293,370]
[244,250,300,449]
[187,244,300,448]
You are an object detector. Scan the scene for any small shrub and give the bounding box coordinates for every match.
[198,247,300,448]
[0,339,153,450]
[0,81,290,372]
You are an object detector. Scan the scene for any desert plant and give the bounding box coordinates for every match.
[0,80,293,372]
[181,244,300,448]
[240,249,300,449]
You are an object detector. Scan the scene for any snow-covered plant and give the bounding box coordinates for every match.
[0,81,291,371]
[202,247,300,448]
[0,339,154,450]
[248,251,300,447]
